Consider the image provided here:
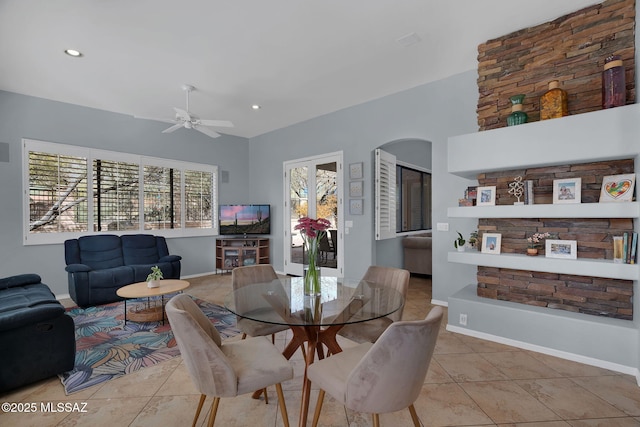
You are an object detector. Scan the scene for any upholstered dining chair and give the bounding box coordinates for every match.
[165,294,293,427]
[308,306,444,427]
[337,265,410,343]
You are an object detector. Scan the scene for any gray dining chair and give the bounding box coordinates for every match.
[308,306,444,427]
[166,294,293,427]
[337,265,410,343]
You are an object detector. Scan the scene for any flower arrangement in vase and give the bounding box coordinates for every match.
[146,265,163,288]
[526,232,551,256]
[294,216,331,295]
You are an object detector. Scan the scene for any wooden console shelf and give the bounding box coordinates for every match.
[216,237,270,273]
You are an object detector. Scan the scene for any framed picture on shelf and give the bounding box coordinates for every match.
[349,180,363,198]
[552,178,581,204]
[476,186,496,206]
[349,162,363,180]
[545,239,577,259]
[599,174,635,202]
[481,233,502,254]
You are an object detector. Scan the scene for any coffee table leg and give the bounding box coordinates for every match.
[124,299,127,324]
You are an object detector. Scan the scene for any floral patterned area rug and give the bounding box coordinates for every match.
[59,296,239,395]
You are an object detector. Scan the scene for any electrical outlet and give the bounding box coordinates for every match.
[459,313,468,326]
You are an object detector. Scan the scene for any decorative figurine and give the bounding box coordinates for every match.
[508,176,525,205]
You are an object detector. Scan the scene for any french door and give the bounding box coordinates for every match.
[283,152,343,277]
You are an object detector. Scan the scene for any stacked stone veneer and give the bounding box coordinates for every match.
[476,159,634,320]
[477,0,636,131]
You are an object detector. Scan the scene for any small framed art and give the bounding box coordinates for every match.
[349,162,363,180]
[599,174,635,202]
[553,178,581,204]
[349,180,363,198]
[545,239,577,259]
[476,186,496,206]
[481,233,502,254]
[349,199,363,215]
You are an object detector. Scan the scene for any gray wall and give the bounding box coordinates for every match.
[0,90,249,296]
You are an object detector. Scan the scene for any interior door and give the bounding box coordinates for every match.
[284,152,342,277]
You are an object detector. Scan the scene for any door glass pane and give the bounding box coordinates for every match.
[316,162,337,268]
[289,166,308,265]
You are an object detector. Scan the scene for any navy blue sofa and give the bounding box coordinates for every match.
[64,234,182,307]
[0,274,75,392]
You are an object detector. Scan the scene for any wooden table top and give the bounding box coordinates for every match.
[116,279,190,299]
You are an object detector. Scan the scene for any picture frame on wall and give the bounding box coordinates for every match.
[349,199,363,215]
[349,162,363,180]
[481,233,502,254]
[599,174,636,203]
[545,239,577,259]
[349,180,363,198]
[476,186,496,206]
[552,178,581,204]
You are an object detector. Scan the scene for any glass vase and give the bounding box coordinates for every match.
[602,55,626,109]
[303,264,321,296]
[507,94,528,126]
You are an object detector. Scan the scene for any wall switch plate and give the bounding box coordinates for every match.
[436,222,449,231]
[345,220,353,227]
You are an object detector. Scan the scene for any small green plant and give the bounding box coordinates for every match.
[468,231,478,248]
[146,265,163,282]
[454,231,466,249]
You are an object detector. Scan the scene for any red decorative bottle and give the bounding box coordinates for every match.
[602,55,626,109]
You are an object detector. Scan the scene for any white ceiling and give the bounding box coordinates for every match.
[0,0,602,138]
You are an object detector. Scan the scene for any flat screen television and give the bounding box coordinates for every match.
[219,204,271,235]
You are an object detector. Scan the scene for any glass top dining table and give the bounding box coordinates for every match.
[224,275,404,427]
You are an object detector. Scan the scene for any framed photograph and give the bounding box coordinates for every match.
[349,162,363,180]
[476,186,496,206]
[481,233,502,254]
[545,239,577,259]
[349,180,364,198]
[599,174,635,203]
[553,178,581,204]
[349,199,363,215]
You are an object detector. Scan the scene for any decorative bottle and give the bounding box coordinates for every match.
[506,94,528,126]
[540,80,568,120]
[602,55,626,109]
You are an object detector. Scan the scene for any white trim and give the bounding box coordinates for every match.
[446,324,639,379]
[430,299,448,307]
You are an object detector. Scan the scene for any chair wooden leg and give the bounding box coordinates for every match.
[312,389,325,427]
[192,394,207,427]
[264,388,269,404]
[271,333,276,344]
[207,397,220,427]
[241,332,247,339]
[408,404,420,427]
[275,383,290,427]
[372,413,380,427]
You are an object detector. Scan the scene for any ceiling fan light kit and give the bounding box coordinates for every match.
[136,84,233,139]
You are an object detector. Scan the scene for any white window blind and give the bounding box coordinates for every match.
[375,148,396,240]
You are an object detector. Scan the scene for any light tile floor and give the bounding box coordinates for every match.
[2,274,640,426]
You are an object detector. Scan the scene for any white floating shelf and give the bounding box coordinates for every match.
[447,202,640,219]
[447,251,639,281]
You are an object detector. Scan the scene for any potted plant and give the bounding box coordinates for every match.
[146,265,163,288]
[526,232,551,256]
[454,232,466,252]
[468,231,478,250]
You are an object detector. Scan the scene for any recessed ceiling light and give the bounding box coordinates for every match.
[64,49,83,57]
[251,104,261,110]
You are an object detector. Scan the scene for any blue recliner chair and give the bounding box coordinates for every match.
[64,234,181,307]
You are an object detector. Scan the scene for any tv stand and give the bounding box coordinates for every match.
[216,237,270,273]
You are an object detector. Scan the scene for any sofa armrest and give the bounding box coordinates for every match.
[158,255,181,263]
[402,237,432,250]
[65,264,92,273]
[0,274,42,290]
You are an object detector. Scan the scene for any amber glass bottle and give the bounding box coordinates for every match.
[540,80,568,120]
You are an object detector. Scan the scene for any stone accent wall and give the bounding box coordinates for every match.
[475,159,634,320]
[477,0,636,131]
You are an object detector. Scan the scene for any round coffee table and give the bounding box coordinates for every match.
[116,279,190,323]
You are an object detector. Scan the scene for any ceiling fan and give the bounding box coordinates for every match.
[136,84,234,139]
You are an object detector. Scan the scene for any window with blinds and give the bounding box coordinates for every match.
[24,139,218,244]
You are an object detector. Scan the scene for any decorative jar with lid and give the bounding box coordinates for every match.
[602,55,626,109]
[540,80,568,120]
[506,94,528,126]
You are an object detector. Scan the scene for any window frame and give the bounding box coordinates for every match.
[23,139,218,245]
[396,160,432,234]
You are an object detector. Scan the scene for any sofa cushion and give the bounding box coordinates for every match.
[121,234,164,265]
[77,235,124,270]
[0,284,65,331]
[87,266,135,289]
[129,263,174,283]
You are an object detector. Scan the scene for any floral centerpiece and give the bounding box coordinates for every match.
[294,216,331,294]
[526,232,551,256]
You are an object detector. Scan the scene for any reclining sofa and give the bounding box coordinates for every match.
[402,232,432,275]
[0,274,75,392]
[64,234,181,307]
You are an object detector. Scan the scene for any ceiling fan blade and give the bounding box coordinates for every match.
[174,108,191,121]
[198,119,234,128]
[133,115,176,124]
[162,123,185,134]
[195,126,221,138]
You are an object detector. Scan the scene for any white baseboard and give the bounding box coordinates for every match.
[447,324,640,383]
[431,299,448,307]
